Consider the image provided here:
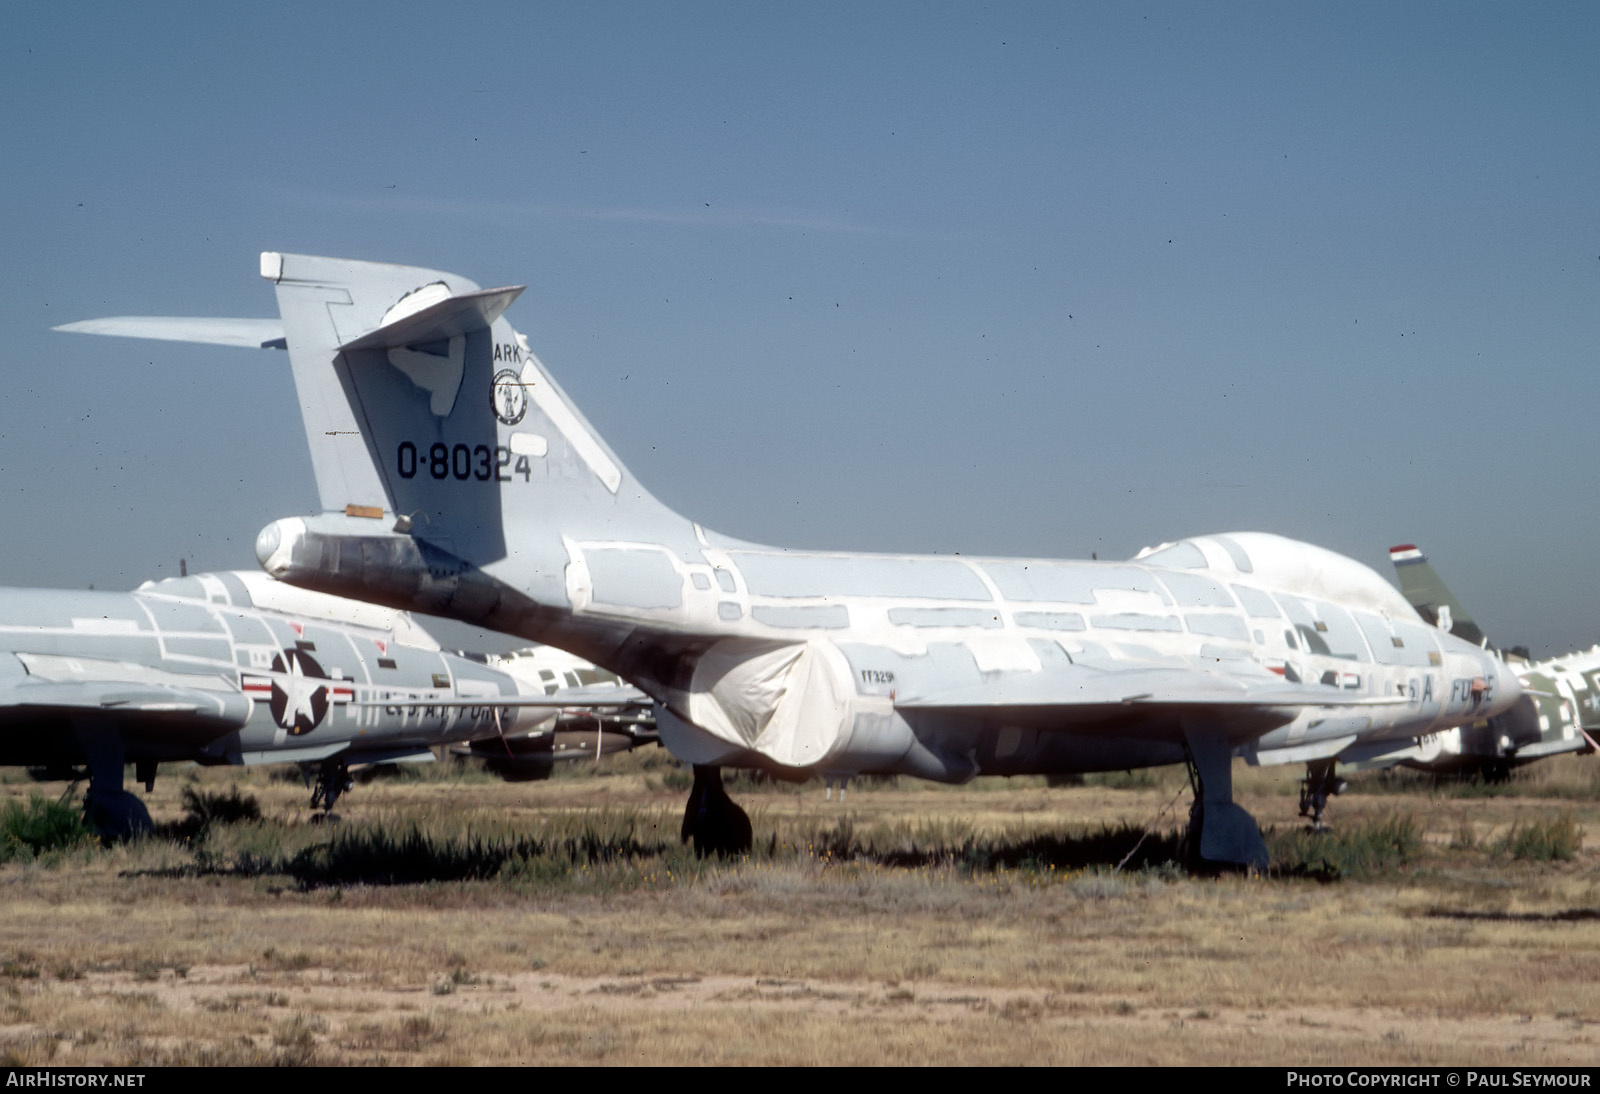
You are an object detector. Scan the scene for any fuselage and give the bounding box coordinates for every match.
[541,529,1518,778]
[231,251,1522,786]
[1392,645,1600,774]
[265,516,1519,782]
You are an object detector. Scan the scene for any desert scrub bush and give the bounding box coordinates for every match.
[1511,752,1600,801]
[178,786,260,829]
[205,807,696,889]
[286,825,547,885]
[358,757,500,784]
[0,795,90,861]
[1346,767,1528,799]
[953,823,1185,875]
[194,806,1177,892]
[551,742,676,780]
[342,1014,446,1054]
[655,767,693,792]
[189,814,325,870]
[724,768,808,794]
[775,815,1185,876]
[1497,814,1583,861]
[1269,813,1421,880]
[1083,768,1172,791]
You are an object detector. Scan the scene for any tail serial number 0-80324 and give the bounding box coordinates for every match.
[396,442,531,483]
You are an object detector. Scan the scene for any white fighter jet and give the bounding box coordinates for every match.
[58,254,1521,867]
[450,644,655,778]
[0,569,640,834]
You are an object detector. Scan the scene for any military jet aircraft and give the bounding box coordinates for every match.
[1248,544,1600,827]
[1383,544,1598,776]
[451,644,656,778]
[0,568,642,834]
[57,254,1523,868]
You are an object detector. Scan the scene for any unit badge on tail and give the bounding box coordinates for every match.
[492,369,527,426]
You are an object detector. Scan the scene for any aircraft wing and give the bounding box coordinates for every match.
[2,679,239,714]
[354,683,650,709]
[0,655,251,740]
[895,662,1405,733]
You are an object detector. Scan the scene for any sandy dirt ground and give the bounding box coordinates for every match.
[0,757,1593,1065]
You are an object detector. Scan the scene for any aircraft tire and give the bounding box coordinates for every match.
[84,788,153,841]
[680,765,753,858]
[1185,797,1269,875]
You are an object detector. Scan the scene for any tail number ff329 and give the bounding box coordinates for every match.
[396,442,531,483]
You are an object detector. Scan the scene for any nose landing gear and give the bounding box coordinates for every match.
[1298,759,1347,832]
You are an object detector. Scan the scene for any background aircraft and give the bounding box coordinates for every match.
[451,644,656,778]
[60,254,1522,869]
[1382,544,1598,777]
[0,568,644,834]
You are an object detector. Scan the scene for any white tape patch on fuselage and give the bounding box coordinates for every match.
[519,359,621,493]
[69,618,143,635]
[509,431,548,457]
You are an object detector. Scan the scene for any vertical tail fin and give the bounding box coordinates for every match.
[256,253,699,635]
[261,252,691,563]
[1388,544,1491,649]
[260,251,476,522]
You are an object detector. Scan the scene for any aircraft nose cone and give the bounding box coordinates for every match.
[1490,661,1523,717]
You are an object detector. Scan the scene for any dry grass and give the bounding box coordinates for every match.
[0,748,1596,1065]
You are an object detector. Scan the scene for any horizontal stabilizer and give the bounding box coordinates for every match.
[53,316,285,349]
[337,286,525,353]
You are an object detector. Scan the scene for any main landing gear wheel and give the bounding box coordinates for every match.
[1181,726,1269,874]
[76,719,151,840]
[680,765,752,858]
[83,788,153,841]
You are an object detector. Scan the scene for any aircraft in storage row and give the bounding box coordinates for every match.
[58,254,1523,868]
[0,569,644,834]
[1376,544,1598,780]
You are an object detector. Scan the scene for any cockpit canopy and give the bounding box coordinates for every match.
[1134,533,1418,620]
[136,570,440,649]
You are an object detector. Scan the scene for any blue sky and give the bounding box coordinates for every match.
[2,2,1597,655]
